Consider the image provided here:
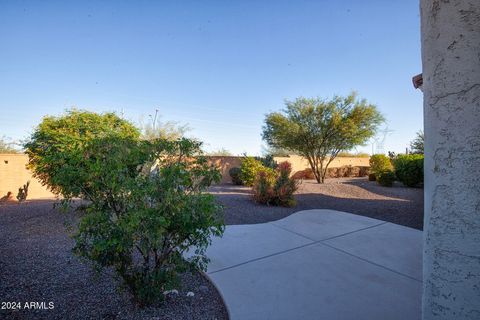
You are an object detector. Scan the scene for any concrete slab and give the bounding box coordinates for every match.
[270,209,385,241]
[205,223,313,273]
[323,222,423,281]
[210,242,421,320]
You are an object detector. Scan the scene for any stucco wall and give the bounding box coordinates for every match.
[273,155,370,175]
[421,0,480,319]
[0,154,56,199]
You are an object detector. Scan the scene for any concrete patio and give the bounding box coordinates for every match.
[204,209,423,320]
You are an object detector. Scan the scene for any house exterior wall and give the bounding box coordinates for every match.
[421,0,480,319]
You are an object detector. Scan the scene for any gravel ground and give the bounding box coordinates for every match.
[212,177,424,230]
[0,201,228,320]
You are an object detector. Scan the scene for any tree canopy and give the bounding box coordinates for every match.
[409,130,424,154]
[262,92,384,183]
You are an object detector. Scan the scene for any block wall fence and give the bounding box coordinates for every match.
[0,154,369,200]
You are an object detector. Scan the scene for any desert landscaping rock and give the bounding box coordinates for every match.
[213,177,424,230]
[0,201,228,320]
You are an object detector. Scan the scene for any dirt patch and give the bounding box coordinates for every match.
[212,177,424,230]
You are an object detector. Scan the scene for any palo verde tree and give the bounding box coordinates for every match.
[409,130,424,154]
[262,92,384,183]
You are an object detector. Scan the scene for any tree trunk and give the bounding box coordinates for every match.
[421,1,480,319]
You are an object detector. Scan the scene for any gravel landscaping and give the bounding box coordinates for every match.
[0,201,228,320]
[213,177,424,230]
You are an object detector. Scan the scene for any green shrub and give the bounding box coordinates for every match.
[253,161,299,207]
[25,111,224,306]
[24,109,140,197]
[377,170,395,187]
[368,173,376,181]
[256,154,278,169]
[240,157,265,186]
[369,154,392,175]
[393,154,424,187]
[228,167,243,185]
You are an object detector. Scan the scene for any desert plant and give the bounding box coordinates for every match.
[25,112,224,306]
[252,161,298,207]
[262,92,384,183]
[16,181,30,202]
[240,156,265,186]
[377,170,395,187]
[393,154,424,187]
[256,155,278,169]
[24,109,140,196]
[229,167,243,185]
[369,154,393,175]
[368,173,377,181]
[409,130,424,154]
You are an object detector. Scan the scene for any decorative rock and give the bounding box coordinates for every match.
[163,289,179,295]
[186,291,194,297]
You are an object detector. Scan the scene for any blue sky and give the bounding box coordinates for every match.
[0,0,423,155]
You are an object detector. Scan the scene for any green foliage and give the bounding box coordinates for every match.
[393,154,424,187]
[253,161,298,207]
[240,157,265,186]
[369,154,393,175]
[256,154,278,169]
[409,130,424,154]
[25,110,224,306]
[16,181,30,202]
[377,170,395,187]
[262,92,384,183]
[24,109,140,196]
[228,167,243,185]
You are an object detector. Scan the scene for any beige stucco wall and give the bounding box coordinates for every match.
[273,155,369,174]
[0,154,56,199]
[206,156,243,184]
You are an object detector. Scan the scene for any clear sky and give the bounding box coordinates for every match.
[0,0,423,155]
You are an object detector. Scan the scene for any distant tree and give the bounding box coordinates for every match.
[261,145,291,157]
[205,148,233,156]
[409,130,424,154]
[262,92,384,183]
[0,136,19,153]
[141,116,189,141]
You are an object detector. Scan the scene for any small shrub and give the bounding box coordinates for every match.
[228,167,243,185]
[256,154,278,169]
[16,181,30,202]
[252,161,298,207]
[240,157,265,186]
[377,170,395,187]
[393,154,424,187]
[359,166,370,177]
[368,173,377,181]
[369,154,392,175]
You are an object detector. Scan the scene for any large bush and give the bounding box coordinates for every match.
[377,170,395,187]
[369,154,392,175]
[240,156,265,186]
[228,167,243,185]
[24,109,140,196]
[25,111,224,306]
[393,154,424,187]
[253,161,299,207]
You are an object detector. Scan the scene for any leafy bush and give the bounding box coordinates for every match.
[24,109,140,196]
[253,161,298,207]
[228,167,243,185]
[25,111,224,306]
[377,170,395,187]
[240,157,265,186]
[368,173,377,181]
[393,154,424,187]
[369,154,392,175]
[256,154,278,169]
